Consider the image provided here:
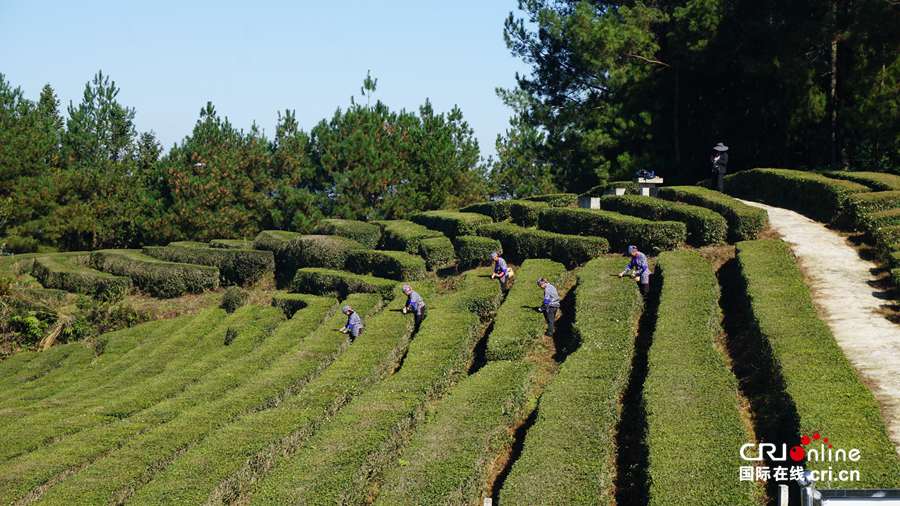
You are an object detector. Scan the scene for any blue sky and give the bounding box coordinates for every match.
[0,1,529,158]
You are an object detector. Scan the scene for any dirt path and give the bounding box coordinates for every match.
[741,200,900,454]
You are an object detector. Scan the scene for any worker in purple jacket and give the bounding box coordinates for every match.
[339,305,363,341]
[490,251,511,293]
[619,245,651,296]
[536,277,561,336]
[402,284,426,332]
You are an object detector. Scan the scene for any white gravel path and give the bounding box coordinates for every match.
[741,200,900,455]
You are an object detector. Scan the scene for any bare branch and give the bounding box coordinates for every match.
[625,53,671,68]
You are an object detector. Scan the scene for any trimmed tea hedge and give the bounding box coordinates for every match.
[345,249,427,281]
[646,251,757,505]
[477,222,607,267]
[32,253,131,302]
[209,239,254,249]
[823,170,900,191]
[538,207,686,253]
[657,185,768,242]
[600,194,727,246]
[313,218,382,248]
[523,192,578,207]
[89,249,219,298]
[142,243,274,286]
[374,219,443,253]
[872,225,900,255]
[291,268,397,300]
[454,235,502,270]
[253,230,303,286]
[249,270,501,504]
[486,259,567,361]
[723,168,868,223]
[410,210,492,237]
[844,191,900,231]
[736,240,900,488]
[500,256,643,504]
[461,199,549,227]
[131,286,427,505]
[374,360,533,505]
[252,230,302,253]
[282,234,365,270]
[418,236,455,270]
[579,180,639,198]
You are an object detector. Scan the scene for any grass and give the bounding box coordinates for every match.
[246,269,501,504]
[644,250,758,505]
[499,256,643,504]
[374,360,534,505]
[736,239,900,488]
[486,259,567,361]
[129,285,429,504]
[0,296,337,503]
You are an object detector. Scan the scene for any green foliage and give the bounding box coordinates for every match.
[477,222,608,267]
[278,234,365,281]
[129,292,408,505]
[580,181,641,198]
[220,287,249,314]
[410,210,492,237]
[454,235,502,270]
[736,240,900,488]
[646,251,758,505]
[487,259,566,361]
[291,268,396,300]
[843,191,900,231]
[823,171,900,191]
[861,209,900,240]
[89,249,220,298]
[522,193,578,207]
[63,71,136,166]
[1,235,39,254]
[656,185,768,242]
[500,257,642,504]
[374,219,443,253]
[600,195,728,246]
[460,199,549,227]
[253,230,304,287]
[8,314,47,344]
[417,235,455,271]
[723,168,868,223]
[345,249,427,281]
[538,207,686,254]
[374,361,533,504]
[32,253,131,302]
[142,242,274,286]
[312,218,382,248]
[250,270,500,504]
[503,1,900,187]
[489,92,558,198]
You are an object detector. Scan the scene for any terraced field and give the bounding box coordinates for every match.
[2,178,900,504]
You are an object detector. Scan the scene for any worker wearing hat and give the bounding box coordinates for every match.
[711,142,729,192]
[619,245,651,297]
[339,305,363,341]
[536,277,561,336]
[402,284,426,332]
[490,251,512,293]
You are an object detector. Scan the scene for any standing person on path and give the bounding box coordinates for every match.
[490,251,512,293]
[536,277,561,336]
[339,305,363,341]
[619,245,651,297]
[402,284,427,332]
[711,142,729,192]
